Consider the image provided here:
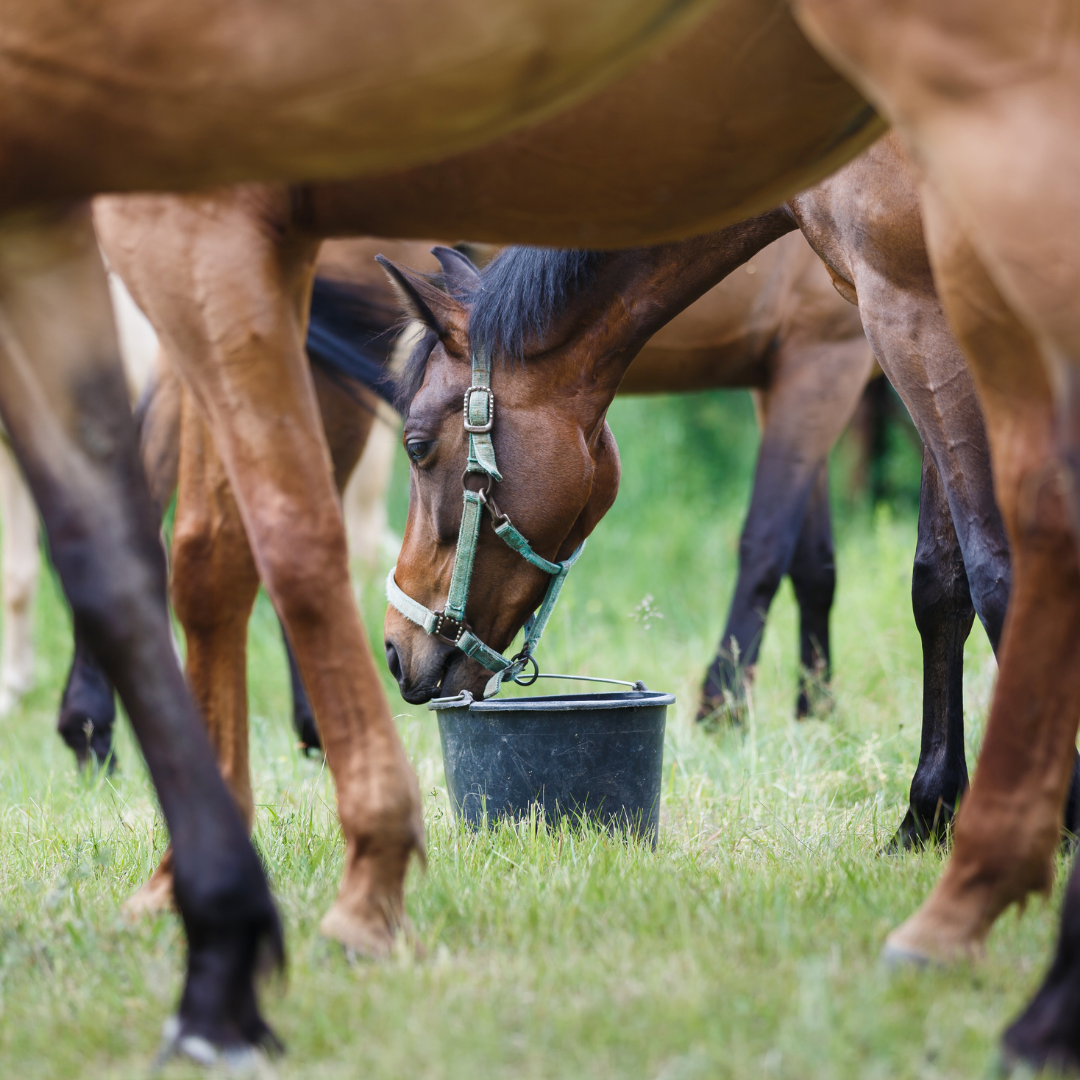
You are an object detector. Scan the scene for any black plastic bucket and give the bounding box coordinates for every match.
[431,688,673,842]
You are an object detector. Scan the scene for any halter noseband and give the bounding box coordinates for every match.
[386,349,584,698]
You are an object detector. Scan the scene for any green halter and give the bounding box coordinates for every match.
[387,349,584,698]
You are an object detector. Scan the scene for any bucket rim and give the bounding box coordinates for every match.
[429,689,675,712]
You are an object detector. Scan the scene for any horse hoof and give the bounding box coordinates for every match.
[0,685,21,717]
[123,870,174,919]
[879,808,949,856]
[319,903,397,959]
[695,698,743,728]
[881,912,984,969]
[880,937,932,969]
[158,1017,277,1076]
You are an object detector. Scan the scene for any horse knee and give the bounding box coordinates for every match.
[55,529,168,670]
[257,512,350,631]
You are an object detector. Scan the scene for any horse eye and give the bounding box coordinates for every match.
[405,439,433,464]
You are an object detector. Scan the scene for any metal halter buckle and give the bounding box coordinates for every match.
[433,611,467,645]
[463,386,495,433]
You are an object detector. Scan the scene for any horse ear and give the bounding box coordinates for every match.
[431,245,481,294]
[375,255,466,349]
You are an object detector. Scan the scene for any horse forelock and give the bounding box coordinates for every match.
[393,325,440,416]
[393,247,605,413]
[463,247,606,361]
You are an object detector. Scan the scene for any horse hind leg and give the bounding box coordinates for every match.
[127,384,264,917]
[57,630,117,768]
[788,463,835,719]
[0,203,281,1056]
[884,186,1080,968]
[697,337,870,725]
[887,448,973,852]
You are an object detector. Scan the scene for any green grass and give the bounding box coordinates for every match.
[0,391,1064,1078]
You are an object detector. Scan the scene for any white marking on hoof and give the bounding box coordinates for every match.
[155,1016,274,1076]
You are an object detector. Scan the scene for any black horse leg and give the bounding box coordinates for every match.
[697,338,871,724]
[282,624,321,752]
[0,205,281,1055]
[1002,852,1080,1073]
[57,628,117,768]
[788,465,835,718]
[889,449,975,850]
[697,447,819,724]
[54,357,182,770]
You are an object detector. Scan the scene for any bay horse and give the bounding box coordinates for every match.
[0,0,1077,1067]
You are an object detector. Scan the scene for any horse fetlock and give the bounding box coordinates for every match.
[336,750,426,853]
[796,662,833,720]
[884,837,1055,964]
[320,835,419,957]
[174,902,284,1059]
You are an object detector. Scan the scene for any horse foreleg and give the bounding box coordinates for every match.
[884,186,1080,967]
[0,435,38,716]
[697,336,871,723]
[97,190,423,958]
[0,203,281,1056]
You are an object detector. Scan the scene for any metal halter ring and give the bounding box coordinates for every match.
[461,468,494,498]
[510,652,540,686]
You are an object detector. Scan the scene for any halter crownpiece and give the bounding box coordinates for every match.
[387,348,584,698]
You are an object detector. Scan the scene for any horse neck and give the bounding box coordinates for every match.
[562,208,797,402]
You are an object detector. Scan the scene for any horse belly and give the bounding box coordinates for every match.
[306,0,886,247]
[0,0,717,210]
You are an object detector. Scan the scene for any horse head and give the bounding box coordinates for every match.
[379,246,625,703]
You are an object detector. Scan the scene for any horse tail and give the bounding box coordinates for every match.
[306,276,403,411]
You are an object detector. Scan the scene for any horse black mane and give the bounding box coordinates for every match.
[462,247,606,359]
[394,246,606,413]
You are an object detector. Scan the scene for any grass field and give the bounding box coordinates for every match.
[0,390,1066,1078]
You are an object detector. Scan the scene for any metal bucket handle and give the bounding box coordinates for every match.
[430,672,649,709]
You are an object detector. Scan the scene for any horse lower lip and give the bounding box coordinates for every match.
[435,650,461,695]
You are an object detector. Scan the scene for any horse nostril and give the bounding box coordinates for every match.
[385,642,403,683]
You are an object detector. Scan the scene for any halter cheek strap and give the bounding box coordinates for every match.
[387,348,584,698]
